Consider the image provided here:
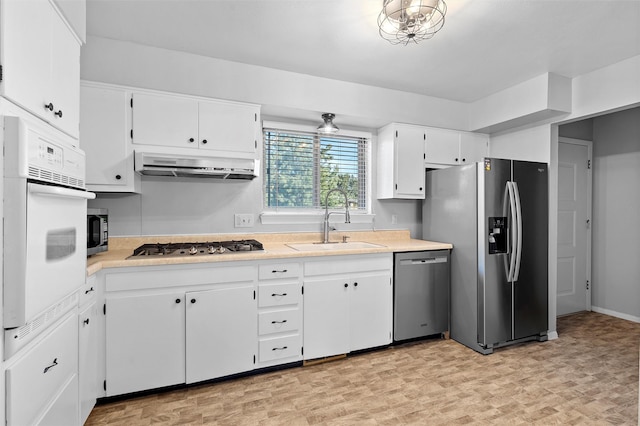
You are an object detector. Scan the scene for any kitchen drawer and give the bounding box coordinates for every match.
[258,308,300,336]
[79,275,98,307]
[258,263,301,280]
[258,283,301,308]
[6,313,78,426]
[259,335,301,363]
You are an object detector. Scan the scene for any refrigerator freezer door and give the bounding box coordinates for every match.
[512,161,549,339]
[479,158,512,347]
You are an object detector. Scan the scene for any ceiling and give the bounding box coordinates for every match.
[86,0,640,104]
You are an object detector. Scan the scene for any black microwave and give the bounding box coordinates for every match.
[87,208,108,256]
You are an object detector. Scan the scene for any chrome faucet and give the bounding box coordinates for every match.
[323,188,351,244]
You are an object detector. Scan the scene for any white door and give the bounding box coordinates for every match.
[185,286,256,384]
[395,126,425,198]
[303,278,350,359]
[557,138,592,316]
[425,127,459,165]
[132,92,199,147]
[105,292,186,396]
[349,273,392,352]
[198,100,258,153]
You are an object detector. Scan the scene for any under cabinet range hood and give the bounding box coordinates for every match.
[134,152,259,180]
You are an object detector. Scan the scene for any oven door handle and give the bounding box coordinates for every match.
[28,183,96,200]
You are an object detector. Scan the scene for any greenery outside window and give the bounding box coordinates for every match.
[263,123,369,213]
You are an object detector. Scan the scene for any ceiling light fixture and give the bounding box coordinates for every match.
[378,0,447,45]
[317,113,339,134]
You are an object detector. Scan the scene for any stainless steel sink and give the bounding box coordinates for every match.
[286,241,386,251]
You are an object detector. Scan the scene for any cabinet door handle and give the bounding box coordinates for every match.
[353,282,358,287]
[43,358,58,374]
[455,158,459,162]
[344,283,349,288]
[271,293,287,297]
[85,287,95,294]
[54,110,63,118]
[201,139,208,144]
[419,187,423,191]
[272,269,288,273]
[44,102,54,111]
[271,320,287,324]
[191,298,196,304]
[115,174,122,180]
[188,138,195,143]
[462,158,466,162]
[175,298,181,304]
[83,318,90,325]
[272,346,288,351]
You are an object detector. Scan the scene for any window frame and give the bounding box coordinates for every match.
[261,121,373,222]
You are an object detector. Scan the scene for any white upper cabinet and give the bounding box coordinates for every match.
[377,123,426,199]
[424,127,460,165]
[1,0,81,138]
[425,127,489,167]
[198,100,259,153]
[80,82,140,192]
[459,131,489,164]
[132,91,260,156]
[132,92,199,148]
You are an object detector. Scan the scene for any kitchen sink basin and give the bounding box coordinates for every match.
[286,241,386,251]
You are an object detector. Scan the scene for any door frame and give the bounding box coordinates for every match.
[558,137,593,314]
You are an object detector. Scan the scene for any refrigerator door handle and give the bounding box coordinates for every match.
[512,181,523,282]
[506,182,518,282]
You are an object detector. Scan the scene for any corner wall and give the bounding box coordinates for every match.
[591,107,640,321]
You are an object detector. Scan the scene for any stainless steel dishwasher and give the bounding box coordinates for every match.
[393,250,450,341]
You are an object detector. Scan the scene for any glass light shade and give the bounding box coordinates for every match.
[317,113,339,134]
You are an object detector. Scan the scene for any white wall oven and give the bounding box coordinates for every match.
[3,116,94,351]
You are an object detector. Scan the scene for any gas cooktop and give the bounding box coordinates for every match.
[127,239,264,258]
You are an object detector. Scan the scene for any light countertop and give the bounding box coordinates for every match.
[86,230,453,276]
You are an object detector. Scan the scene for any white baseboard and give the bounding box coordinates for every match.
[591,306,640,323]
[547,331,559,340]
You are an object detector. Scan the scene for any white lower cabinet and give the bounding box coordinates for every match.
[256,262,303,367]
[303,254,393,360]
[78,301,97,424]
[105,291,186,396]
[96,254,394,400]
[103,263,257,396]
[5,313,79,426]
[185,286,257,384]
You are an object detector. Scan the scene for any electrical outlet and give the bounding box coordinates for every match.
[391,214,398,225]
[234,213,255,228]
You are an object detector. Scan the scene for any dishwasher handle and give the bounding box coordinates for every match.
[399,257,448,266]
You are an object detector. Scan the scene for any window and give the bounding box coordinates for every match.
[263,124,369,212]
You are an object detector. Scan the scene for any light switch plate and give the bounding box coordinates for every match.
[234,213,255,228]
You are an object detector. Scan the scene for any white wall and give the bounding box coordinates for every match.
[81,36,468,131]
[591,107,640,321]
[81,36,472,238]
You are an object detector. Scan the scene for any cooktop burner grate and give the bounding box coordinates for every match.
[128,239,264,258]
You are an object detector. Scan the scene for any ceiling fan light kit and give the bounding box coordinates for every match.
[378,0,447,45]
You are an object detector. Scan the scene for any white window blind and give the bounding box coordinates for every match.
[263,126,368,211]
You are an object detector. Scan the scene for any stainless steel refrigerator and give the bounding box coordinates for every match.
[423,158,548,354]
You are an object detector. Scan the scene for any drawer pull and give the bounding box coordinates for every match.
[43,358,58,374]
[83,318,90,325]
[272,269,288,273]
[85,287,95,294]
[271,293,287,297]
[272,346,288,351]
[271,320,288,324]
